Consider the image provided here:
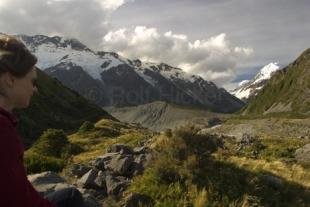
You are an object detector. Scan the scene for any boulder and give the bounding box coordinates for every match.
[28,171,65,186]
[28,171,67,196]
[91,153,119,170]
[106,175,129,196]
[105,154,134,175]
[71,164,92,178]
[77,169,98,189]
[107,144,133,155]
[123,193,154,207]
[94,171,108,189]
[295,143,310,166]
[262,175,284,190]
[83,193,101,207]
[133,146,149,154]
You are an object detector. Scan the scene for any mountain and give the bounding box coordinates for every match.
[104,101,227,131]
[15,69,115,147]
[242,48,310,117]
[18,34,244,113]
[231,63,281,102]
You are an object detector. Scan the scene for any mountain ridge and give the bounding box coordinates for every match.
[231,62,281,102]
[17,34,244,113]
[242,48,310,117]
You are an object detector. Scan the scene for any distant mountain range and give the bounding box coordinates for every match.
[18,34,244,113]
[242,48,310,117]
[231,63,281,102]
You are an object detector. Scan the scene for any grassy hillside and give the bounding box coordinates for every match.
[25,117,310,206]
[15,69,115,147]
[243,48,310,117]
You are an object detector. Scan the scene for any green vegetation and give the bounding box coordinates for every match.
[126,126,310,207]
[24,114,310,206]
[25,129,82,173]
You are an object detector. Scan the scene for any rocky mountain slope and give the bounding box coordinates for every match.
[242,48,310,117]
[104,101,227,131]
[18,34,244,113]
[231,63,281,102]
[16,69,115,147]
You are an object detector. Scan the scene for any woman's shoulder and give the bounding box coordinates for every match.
[0,114,16,134]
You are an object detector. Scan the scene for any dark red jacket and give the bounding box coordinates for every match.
[0,107,55,207]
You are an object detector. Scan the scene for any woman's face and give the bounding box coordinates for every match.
[10,67,38,109]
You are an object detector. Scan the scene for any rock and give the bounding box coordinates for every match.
[133,146,149,154]
[295,143,310,166]
[238,133,256,145]
[106,175,129,196]
[83,193,101,207]
[71,164,92,178]
[107,144,133,155]
[94,171,107,189]
[77,169,98,189]
[92,153,119,170]
[123,193,154,207]
[28,171,75,196]
[28,171,65,186]
[207,117,222,127]
[262,175,284,190]
[105,154,134,175]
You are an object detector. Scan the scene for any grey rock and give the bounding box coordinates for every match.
[105,154,134,175]
[133,146,149,154]
[83,193,101,207]
[295,143,310,166]
[28,171,73,196]
[92,153,119,170]
[107,144,134,155]
[123,193,154,207]
[106,175,130,196]
[94,171,108,189]
[263,175,284,190]
[77,169,98,189]
[71,164,92,178]
[28,171,65,186]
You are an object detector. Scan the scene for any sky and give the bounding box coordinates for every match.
[0,0,309,89]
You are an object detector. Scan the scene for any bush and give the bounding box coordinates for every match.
[32,129,69,158]
[173,125,223,156]
[24,151,65,174]
[78,121,94,133]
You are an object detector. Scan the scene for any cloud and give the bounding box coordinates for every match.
[102,26,253,86]
[0,0,132,49]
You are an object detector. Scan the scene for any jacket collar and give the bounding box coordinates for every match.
[0,106,18,127]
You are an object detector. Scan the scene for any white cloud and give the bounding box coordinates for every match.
[0,0,132,49]
[97,0,134,11]
[102,26,253,86]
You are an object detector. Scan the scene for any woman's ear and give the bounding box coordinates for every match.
[1,72,15,88]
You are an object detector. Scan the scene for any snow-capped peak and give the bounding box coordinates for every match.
[252,62,280,84]
[231,62,281,101]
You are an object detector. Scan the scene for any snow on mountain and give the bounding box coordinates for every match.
[231,63,281,101]
[17,34,244,112]
[252,63,280,84]
[19,35,127,80]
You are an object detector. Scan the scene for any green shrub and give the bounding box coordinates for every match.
[24,151,65,174]
[78,121,94,133]
[32,129,69,158]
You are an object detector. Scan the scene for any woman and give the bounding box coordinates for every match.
[0,35,84,207]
